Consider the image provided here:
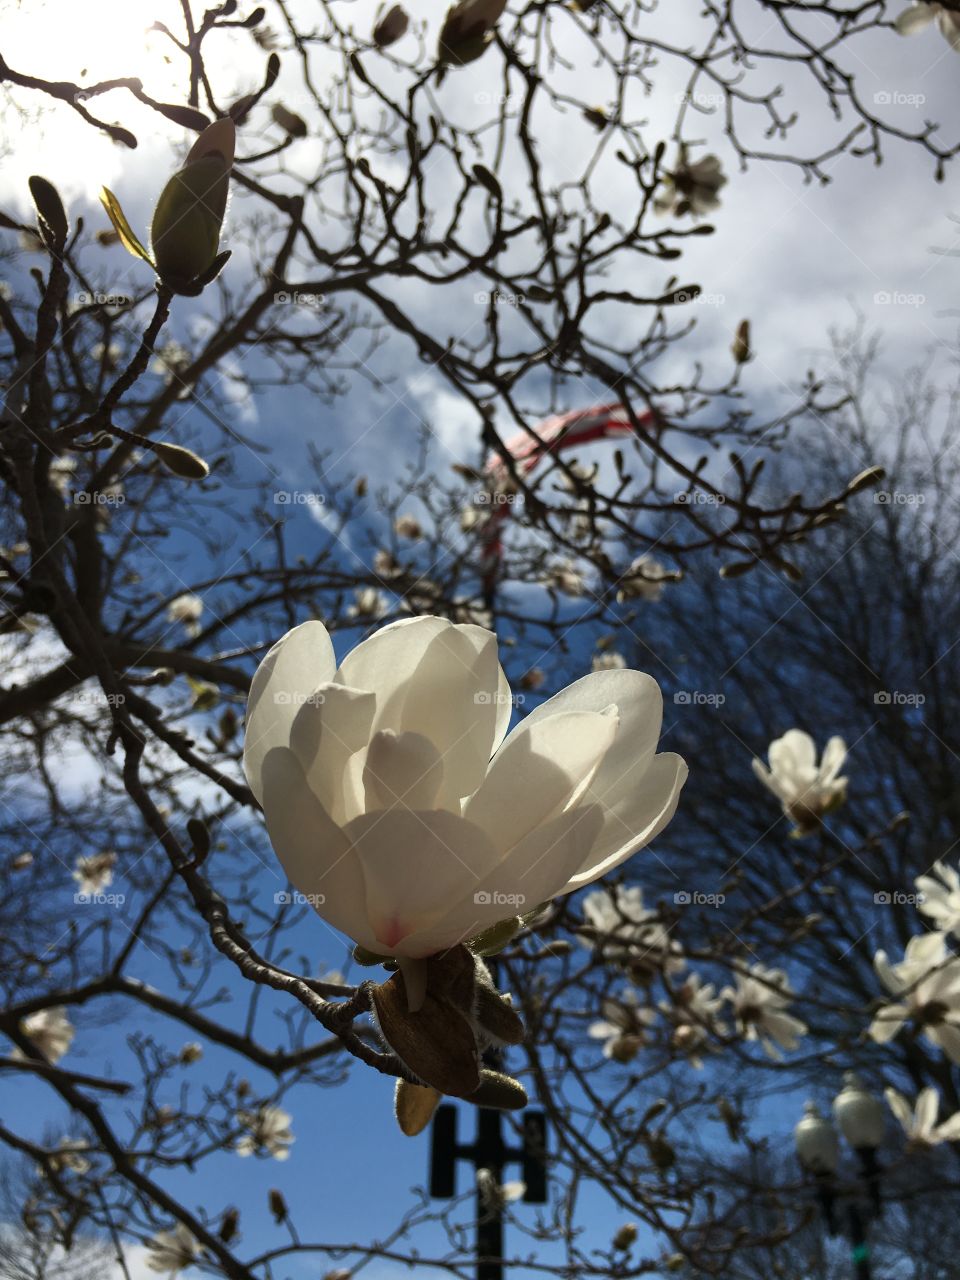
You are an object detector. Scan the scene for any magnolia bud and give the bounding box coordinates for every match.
[612,1223,638,1251]
[268,1188,287,1222]
[151,119,234,291]
[154,441,210,480]
[469,1068,527,1110]
[374,4,409,47]
[271,104,308,138]
[731,318,752,364]
[394,1079,442,1136]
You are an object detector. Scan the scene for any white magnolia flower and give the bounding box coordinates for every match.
[751,729,848,834]
[662,972,727,1066]
[394,514,423,540]
[243,617,687,993]
[72,850,117,896]
[374,549,403,580]
[477,1167,525,1209]
[593,652,626,673]
[916,860,960,934]
[722,963,807,1058]
[886,1085,960,1145]
[545,561,586,596]
[654,150,727,218]
[869,931,960,1062]
[348,587,389,620]
[166,593,203,637]
[588,987,657,1061]
[235,1104,294,1160]
[145,1223,199,1275]
[45,1139,91,1175]
[894,2,960,50]
[581,885,685,977]
[616,554,671,604]
[18,1006,75,1063]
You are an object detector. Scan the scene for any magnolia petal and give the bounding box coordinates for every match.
[363,729,445,811]
[465,708,619,851]
[259,747,376,949]
[522,670,666,798]
[400,805,604,958]
[395,624,506,806]
[289,681,376,823]
[819,735,847,784]
[334,615,451,719]
[895,3,937,34]
[559,752,688,890]
[343,809,500,953]
[769,729,816,780]
[915,1085,939,1136]
[868,1005,908,1043]
[930,1022,960,1064]
[244,621,336,803]
[937,9,960,49]
[884,1086,913,1133]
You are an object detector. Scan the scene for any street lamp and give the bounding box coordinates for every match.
[794,1077,885,1280]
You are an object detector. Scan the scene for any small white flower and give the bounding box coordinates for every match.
[916,860,960,935]
[18,1007,75,1063]
[477,1167,525,1209]
[752,729,848,834]
[72,850,117,896]
[48,456,77,498]
[592,651,626,672]
[654,150,727,218]
[661,972,727,1066]
[348,587,389,620]
[179,1041,203,1065]
[167,593,204,637]
[582,885,685,978]
[45,1139,91,1175]
[616,555,670,604]
[374,549,403,579]
[886,1085,960,1145]
[894,2,960,51]
[589,987,656,1061]
[394,514,423,540]
[235,1104,294,1160]
[145,1223,199,1275]
[545,560,586,596]
[869,932,960,1063]
[722,963,807,1058]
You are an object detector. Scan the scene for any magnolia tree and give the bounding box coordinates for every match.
[0,1,958,1278]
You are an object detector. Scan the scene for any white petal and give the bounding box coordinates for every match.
[465,708,619,851]
[244,621,336,803]
[769,729,816,779]
[819,736,847,784]
[884,1087,913,1133]
[363,729,445,811]
[343,809,500,953]
[522,669,666,796]
[259,747,375,949]
[869,1005,907,1043]
[929,1022,960,1064]
[289,682,376,823]
[559,752,688,890]
[399,804,604,957]
[916,1086,939,1136]
[895,3,936,34]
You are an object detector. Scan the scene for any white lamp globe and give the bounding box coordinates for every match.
[833,1071,885,1151]
[794,1101,839,1174]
